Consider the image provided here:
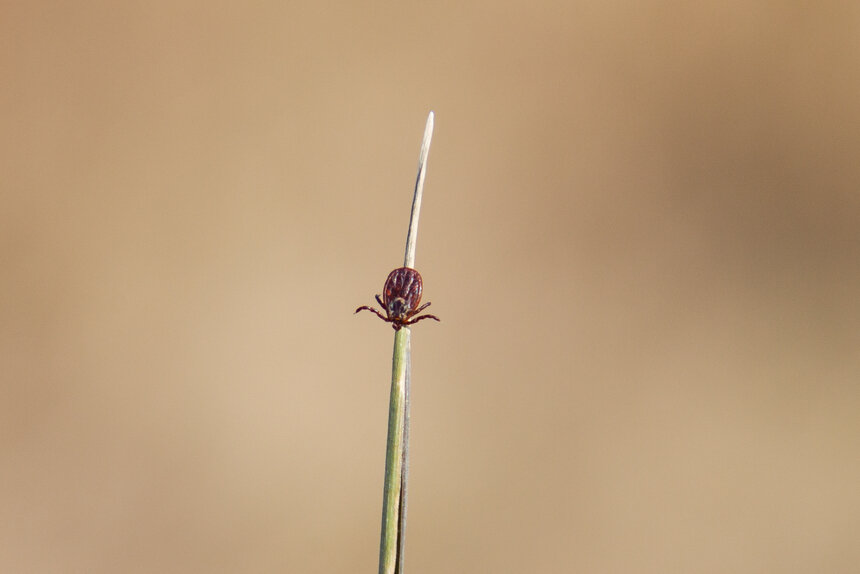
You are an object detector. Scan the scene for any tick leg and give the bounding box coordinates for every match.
[355,306,389,322]
[375,294,385,308]
[413,301,432,313]
[405,314,440,325]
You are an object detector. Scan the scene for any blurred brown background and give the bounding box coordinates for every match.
[2,2,859,573]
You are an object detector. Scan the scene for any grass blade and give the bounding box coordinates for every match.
[378,111,435,574]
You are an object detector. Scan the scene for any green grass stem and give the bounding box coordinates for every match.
[378,111,434,574]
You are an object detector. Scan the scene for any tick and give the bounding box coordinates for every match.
[355,267,441,331]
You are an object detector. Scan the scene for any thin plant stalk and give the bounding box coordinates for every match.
[378,111,434,574]
[378,327,409,574]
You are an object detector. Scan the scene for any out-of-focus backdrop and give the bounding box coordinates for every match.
[2,2,858,573]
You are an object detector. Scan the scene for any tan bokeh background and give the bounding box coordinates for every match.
[3,2,859,573]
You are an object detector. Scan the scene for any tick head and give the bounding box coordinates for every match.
[387,297,411,321]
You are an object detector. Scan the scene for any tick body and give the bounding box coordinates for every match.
[355,267,441,330]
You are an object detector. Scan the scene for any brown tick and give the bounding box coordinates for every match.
[355,267,441,331]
